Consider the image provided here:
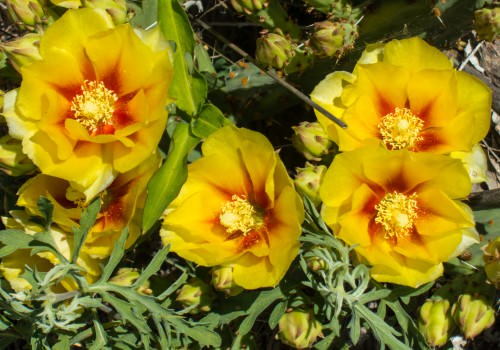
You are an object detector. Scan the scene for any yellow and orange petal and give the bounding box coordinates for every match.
[311,37,491,156]
[4,9,173,200]
[161,125,304,289]
[320,146,478,287]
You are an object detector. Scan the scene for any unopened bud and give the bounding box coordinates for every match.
[5,0,50,31]
[482,237,500,289]
[452,294,495,339]
[277,309,322,349]
[292,121,333,161]
[306,255,328,272]
[211,265,243,296]
[230,0,268,14]
[176,278,214,314]
[294,163,327,207]
[418,299,453,347]
[0,33,42,72]
[83,0,128,25]
[255,32,295,70]
[310,20,358,58]
[474,8,499,41]
[109,267,152,294]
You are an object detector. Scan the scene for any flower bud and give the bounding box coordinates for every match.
[292,121,333,161]
[277,309,322,349]
[211,265,244,296]
[109,267,152,294]
[482,237,500,289]
[5,0,47,30]
[450,144,488,184]
[294,163,327,207]
[0,135,36,176]
[452,294,495,339]
[176,278,214,314]
[255,32,295,70]
[418,299,453,347]
[0,33,42,72]
[310,20,358,58]
[83,0,128,25]
[230,0,268,14]
[474,8,499,41]
[306,255,328,272]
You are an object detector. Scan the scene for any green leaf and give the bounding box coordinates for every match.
[237,288,284,337]
[190,104,228,138]
[101,292,150,334]
[194,44,216,74]
[130,0,158,29]
[167,316,221,347]
[158,0,207,115]
[142,123,200,231]
[98,227,129,283]
[268,300,287,330]
[133,245,169,289]
[72,199,101,264]
[88,319,108,350]
[0,229,34,258]
[37,196,53,230]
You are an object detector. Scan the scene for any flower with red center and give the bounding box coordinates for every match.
[160,125,305,289]
[4,8,173,200]
[320,146,479,287]
[311,37,491,154]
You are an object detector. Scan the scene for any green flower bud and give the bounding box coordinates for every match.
[474,8,499,41]
[306,255,328,272]
[294,163,327,207]
[176,278,214,314]
[5,0,47,30]
[230,0,268,14]
[0,33,42,72]
[310,20,358,58]
[211,265,244,296]
[109,267,152,294]
[0,135,36,176]
[482,237,500,289]
[452,294,495,339]
[277,309,323,349]
[292,121,333,161]
[255,32,295,70]
[418,299,453,347]
[83,0,128,25]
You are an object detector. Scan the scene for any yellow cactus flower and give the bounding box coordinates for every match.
[160,125,304,290]
[311,37,491,154]
[320,146,479,287]
[15,154,160,259]
[3,8,173,200]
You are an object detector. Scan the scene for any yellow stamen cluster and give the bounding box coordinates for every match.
[70,80,117,133]
[219,195,263,235]
[375,191,418,240]
[378,107,424,150]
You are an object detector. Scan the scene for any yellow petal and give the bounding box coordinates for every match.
[382,37,452,71]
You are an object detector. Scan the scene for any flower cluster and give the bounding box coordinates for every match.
[311,37,491,287]
[0,8,171,291]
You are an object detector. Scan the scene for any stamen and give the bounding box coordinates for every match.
[375,191,418,240]
[70,80,117,134]
[378,107,424,150]
[219,195,263,235]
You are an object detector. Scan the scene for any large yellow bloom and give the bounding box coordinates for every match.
[311,37,491,154]
[160,125,304,289]
[320,146,478,287]
[4,9,172,200]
